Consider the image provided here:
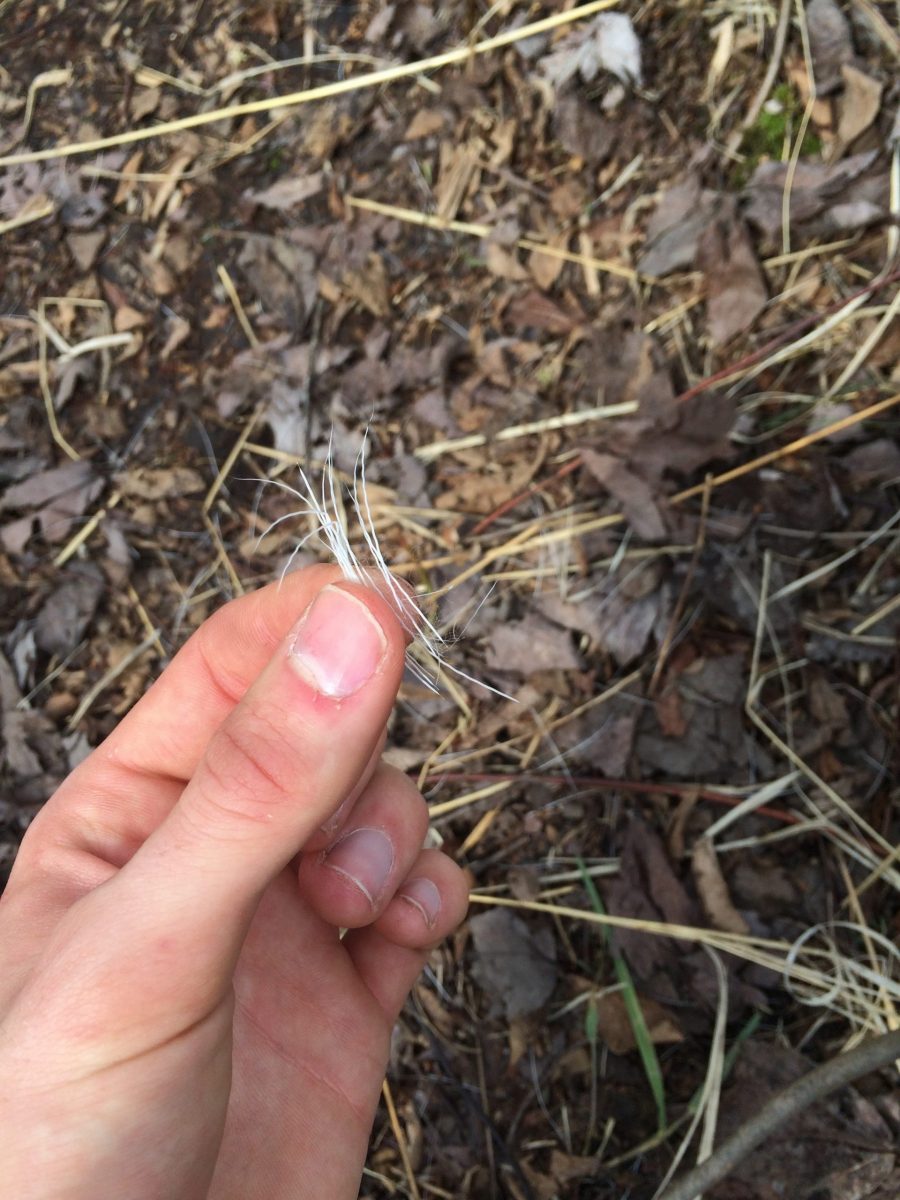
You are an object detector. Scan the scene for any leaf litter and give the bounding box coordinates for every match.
[2,0,899,1195]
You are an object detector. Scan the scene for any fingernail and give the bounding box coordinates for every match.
[290,586,387,698]
[323,827,394,905]
[398,877,442,929]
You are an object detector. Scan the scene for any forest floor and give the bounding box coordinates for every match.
[1,1,899,1197]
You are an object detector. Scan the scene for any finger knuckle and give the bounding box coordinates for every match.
[195,703,304,825]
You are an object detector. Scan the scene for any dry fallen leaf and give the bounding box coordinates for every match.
[34,567,105,656]
[66,230,106,273]
[244,172,324,212]
[742,149,881,239]
[807,0,856,94]
[638,177,719,277]
[580,449,666,540]
[116,466,206,500]
[528,230,570,291]
[484,613,584,675]
[484,241,529,282]
[552,94,615,166]
[343,253,391,317]
[834,63,883,153]
[593,988,684,1054]
[404,109,444,140]
[691,838,750,935]
[470,908,558,1018]
[695,198,768,345]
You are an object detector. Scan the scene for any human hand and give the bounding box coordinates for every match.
[0,566,468,1199]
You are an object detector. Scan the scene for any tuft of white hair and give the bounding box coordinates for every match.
[259,433,511,700]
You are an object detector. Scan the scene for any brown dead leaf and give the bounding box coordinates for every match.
[637,653,754,780]
[552,94,615,166]
[299,101,357,162]
[476,337,540,388]
[484,613,584,675]
[593,988,684,1054]
[692,838,750,935]
[695,198,768,345]
[528,229,571,291]
[2,462,92,513]
[130,86,160,121]
[470,908,558,1018]
[113,305,146,332]
[484,241,529,282]
[159,316,191,361]
[534,586,661,666]
[505,289,580,334]
[548,1150,605,1186]
[606,818,699,981]
[580,449,666,540]
[840,438,900,483]
[237,235,318,326]
[116,466,205,500]
[139,251,177,296]
[638,178,718,277]
[809,673,849,726]
[743,150,881,238]
[245,172,324,211]
[343,253,390,317]
[834,64,883,152]
[66,230,106,273]
[34,566,104,656]
[807,0,856,94]
[404,109,444,140]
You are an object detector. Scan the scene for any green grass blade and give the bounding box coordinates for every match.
[577,858,668,1132]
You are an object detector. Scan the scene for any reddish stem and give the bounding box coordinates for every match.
[425,771,800,826]
[470,455,583,537]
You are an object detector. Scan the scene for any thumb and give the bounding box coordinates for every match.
[114,580,407,1001]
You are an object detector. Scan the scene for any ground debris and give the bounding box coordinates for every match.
[2,1,899,1192]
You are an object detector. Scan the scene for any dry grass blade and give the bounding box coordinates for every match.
[468,892,897,1022]
[347,196,639,282]
[652,950,728,1198]
[381,1080,422,1200]
[0,194,55,236]
[415,402,638,463]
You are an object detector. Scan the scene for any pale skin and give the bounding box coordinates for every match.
[0,565,470,1199]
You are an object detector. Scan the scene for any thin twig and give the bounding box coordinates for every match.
[470,456,582,537]
[658,1029,900,1200]
[425,772,801,826]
